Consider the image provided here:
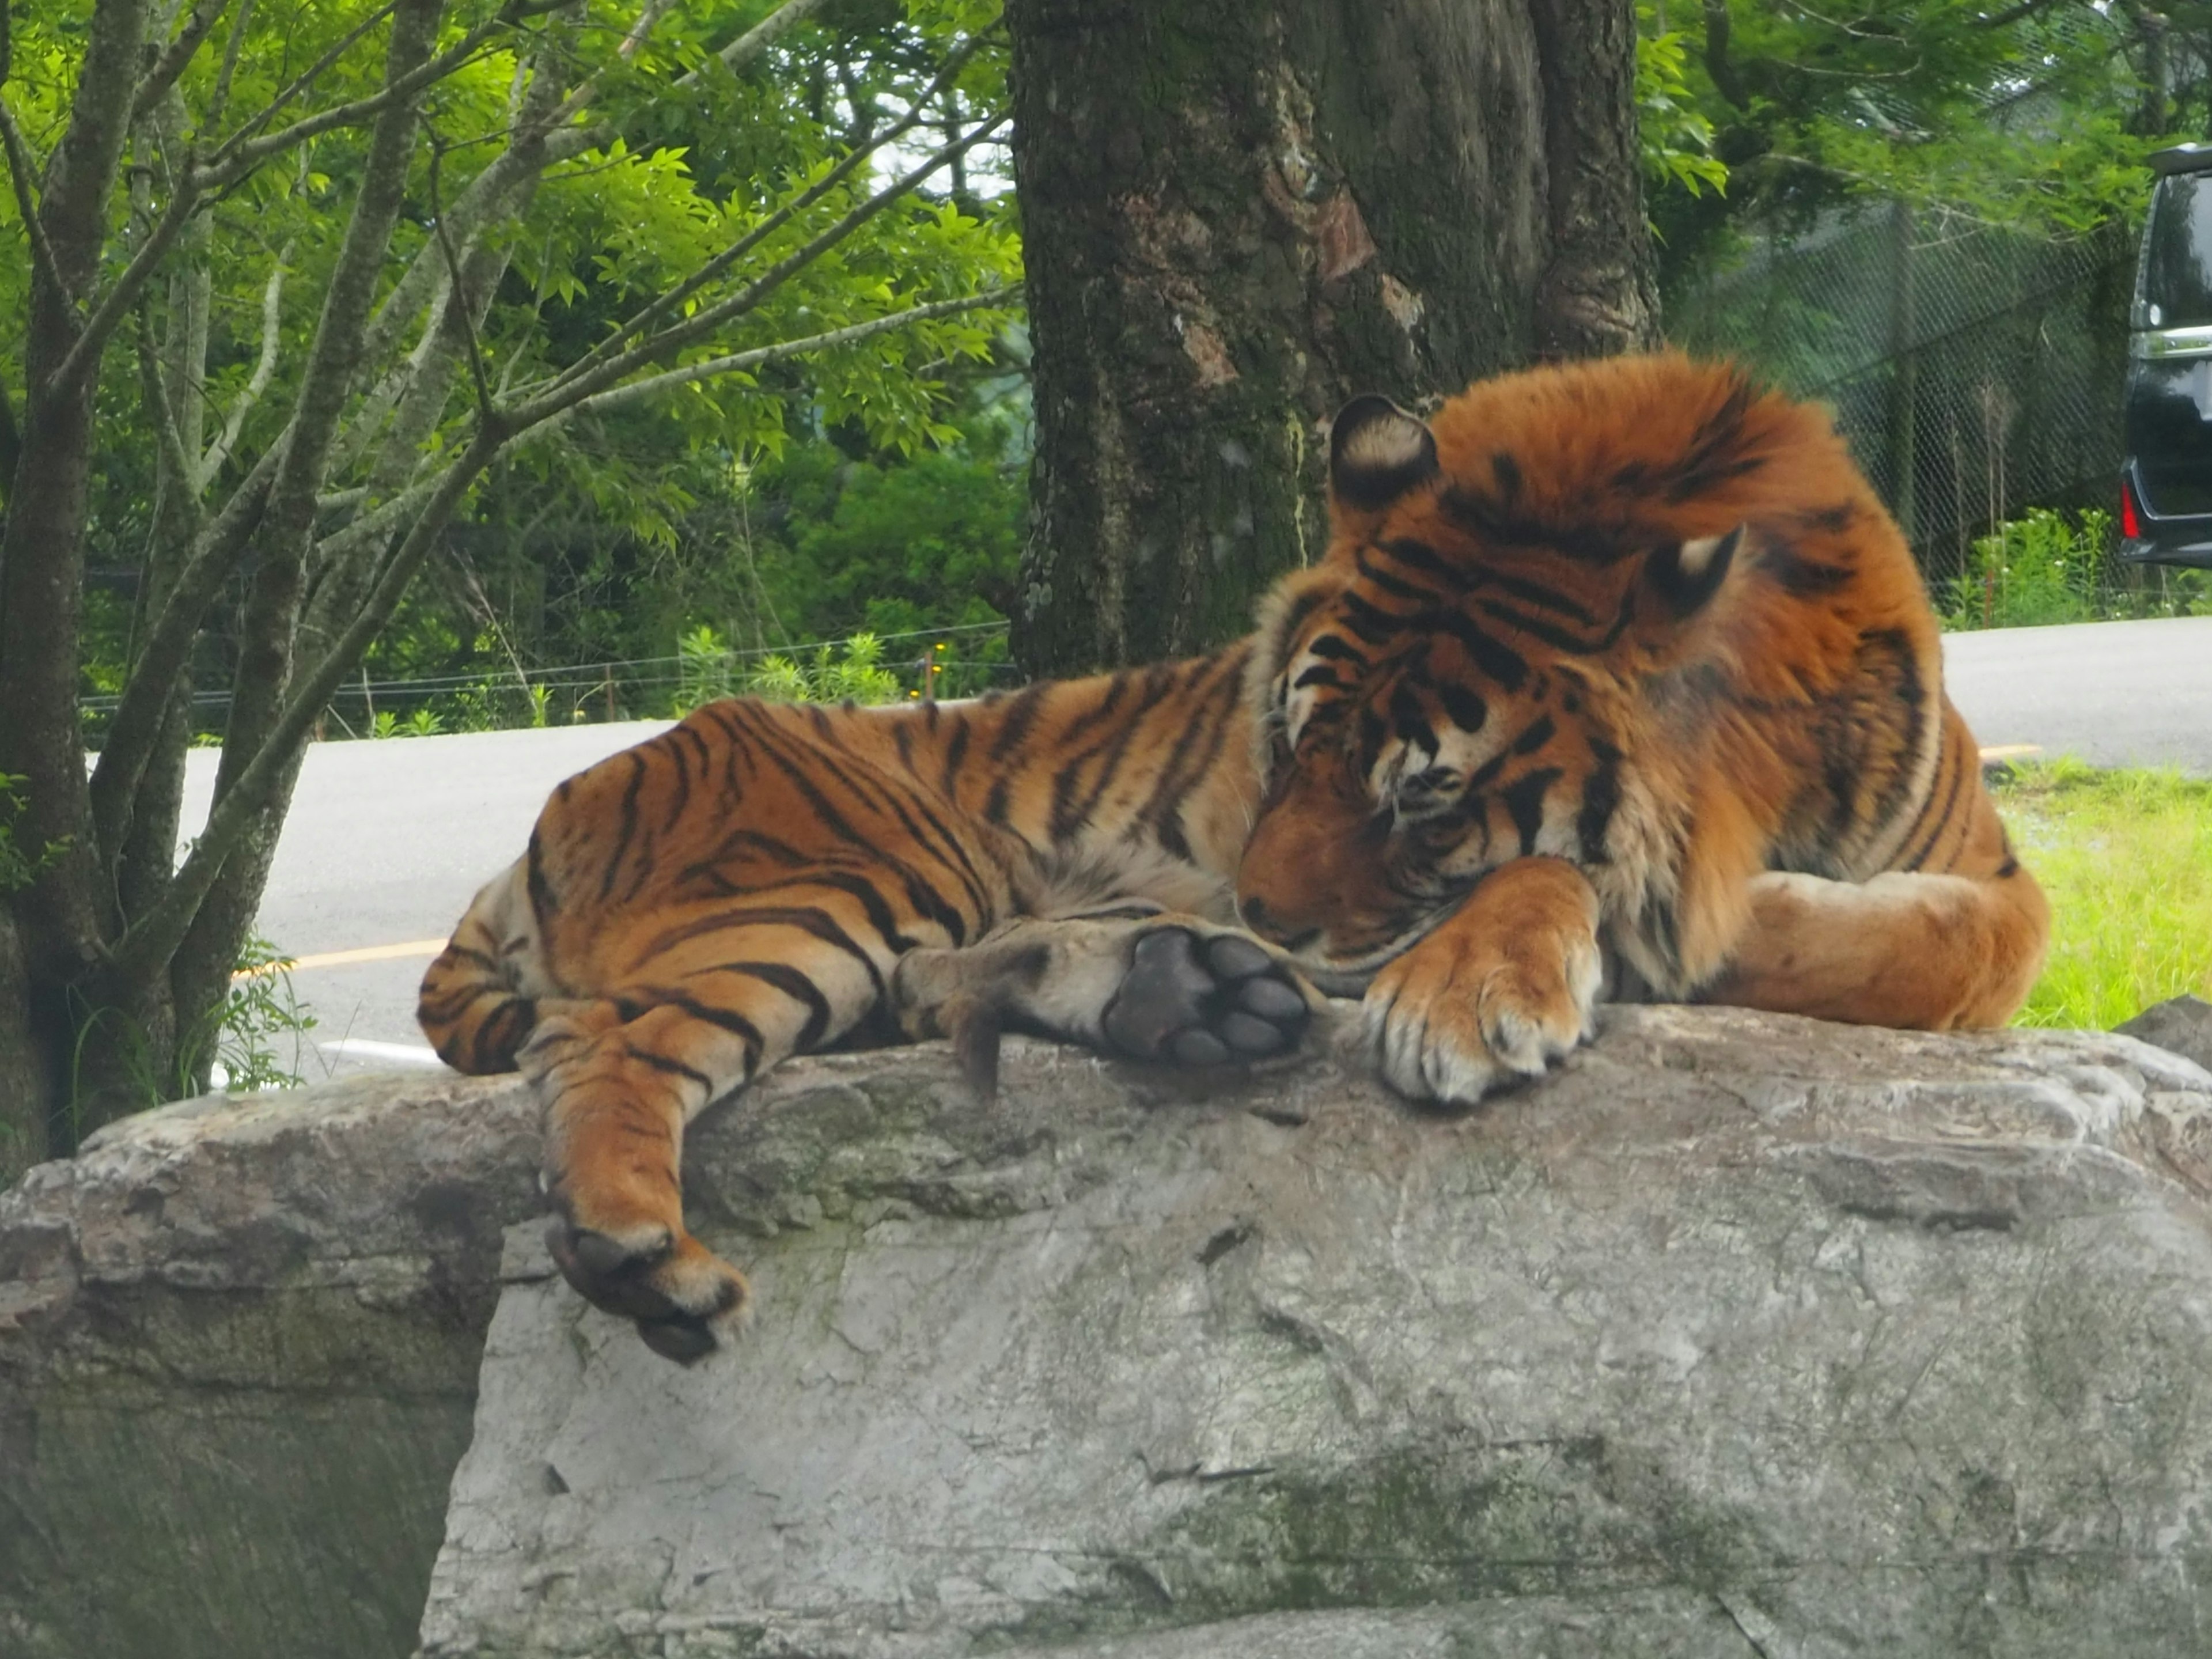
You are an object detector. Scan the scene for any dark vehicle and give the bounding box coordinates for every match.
[2122,143,2212,567]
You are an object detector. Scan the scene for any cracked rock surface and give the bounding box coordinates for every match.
[0,1070,541,1659]
[413,1007,2212,1659]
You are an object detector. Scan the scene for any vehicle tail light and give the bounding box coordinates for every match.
[2121,474,2142,540]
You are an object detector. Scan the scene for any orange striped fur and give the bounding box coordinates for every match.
[422,352,2046,1361]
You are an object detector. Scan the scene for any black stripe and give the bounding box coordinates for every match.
[662,723,706,832]
[709,960,835,1051]
[1355,547,1441,605]
[1577,740,1620,861]
[1762,541,1853,598]
[1337,589,1402,645]
[1501,767,1562,854]
[1512,714,1557,755]
[600,752,649,903]
[1426,608,1529,692]
[1308,634,1365,663]
[1437,681,1487,734]
[622,1042,718,1093]
[643,901,895,998]
[639,989,767,1061]
[1900,739,1968,872]
[527,828,557,927]
[1047,663,1181,843]
[719,722,971,944]
[938,718,972,800]
[1438,486,1637,567]
[1135,654,1244,861]
[988,683,1050,760]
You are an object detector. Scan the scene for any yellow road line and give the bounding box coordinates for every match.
[1978,744,2043,762]
[236,937,449,978]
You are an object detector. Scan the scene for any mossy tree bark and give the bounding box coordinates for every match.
[1005,0,1658,676]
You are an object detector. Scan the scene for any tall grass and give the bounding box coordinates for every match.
[1994,760,2212,1028]
[1940,507,2212,630]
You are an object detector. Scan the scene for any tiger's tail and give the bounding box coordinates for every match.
[416,859,542,1074]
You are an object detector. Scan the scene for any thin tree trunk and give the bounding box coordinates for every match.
[0,0,161,1152]
[1006,0,1656,676]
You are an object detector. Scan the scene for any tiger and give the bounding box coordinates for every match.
[420,351,2048,1363]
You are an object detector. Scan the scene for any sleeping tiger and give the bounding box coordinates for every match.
[420,352,2048,1361]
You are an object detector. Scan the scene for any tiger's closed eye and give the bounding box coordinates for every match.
[1393,767,1465,823]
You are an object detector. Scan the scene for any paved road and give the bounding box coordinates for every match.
[1942,615,2212,775]
[189,613,2212,1082]
[181,721,669,1082]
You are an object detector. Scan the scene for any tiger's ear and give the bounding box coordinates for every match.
[1328,396,1437,531]
[1646,524,1745,616]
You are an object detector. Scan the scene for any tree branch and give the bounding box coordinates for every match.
[1701,0,1751,110]
[111,428,499,983]
[47,171,206,395]
[86,438,281,853]
[200,245,287,482]
[133,301,200,509]
[0,99,71,305]
[706,0,827,78]
[204,0,255,131]
[197,0,561,187]
[536,30,992,402]
[570,285,1021,418]
[514,105,1009,425]
[131,0,232,123]
[426,126,497,425]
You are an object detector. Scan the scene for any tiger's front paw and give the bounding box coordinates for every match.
[1361,857,1603,1106]
[544,1200,750,1364]
[1103,923,1316,1066]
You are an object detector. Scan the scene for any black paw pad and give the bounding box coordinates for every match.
[546,1219,681,1321]
[1103,927,1312,1069]
[637,1314,717,1365]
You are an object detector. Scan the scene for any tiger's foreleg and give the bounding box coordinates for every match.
[892,912,1320,1098]
[1361,855,1607,1105]
[525,921,894,1362]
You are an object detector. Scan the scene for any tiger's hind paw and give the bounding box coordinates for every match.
[544,1214,750,1363]
[1102,924,1315,1067]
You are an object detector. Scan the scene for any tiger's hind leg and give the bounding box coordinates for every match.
[1704,745,2050,1029]
[892,912,1321,1096]
[1702,861,2048,1029]
[527,914,895,1361]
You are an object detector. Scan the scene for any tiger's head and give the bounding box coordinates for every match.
[1234,353,1863,985]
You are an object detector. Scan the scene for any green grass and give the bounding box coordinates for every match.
[1993,759,2212,1029]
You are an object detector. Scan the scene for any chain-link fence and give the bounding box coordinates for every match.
[1669,203,2138,599]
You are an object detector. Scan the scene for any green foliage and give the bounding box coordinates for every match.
[1942,509,2212,629]
[1649,0,2198,290]
[675,623,740,711]
[673,625,903,710]
[0,773,68,894]
[1637,5,1727,209]
[1997,761,2212,1029]
[748,632,903,704]
[32,0,1024,743]
[1942,508,2113,629]
[203,938,319,1093]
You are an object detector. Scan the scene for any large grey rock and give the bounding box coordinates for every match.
[2119,994,2212,1075]
[0,1070,541,1659]
[416,1007,2212,1659]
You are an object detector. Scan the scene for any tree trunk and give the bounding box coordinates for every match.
[1005,0,1657,676]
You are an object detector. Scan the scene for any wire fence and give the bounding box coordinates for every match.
[1668,202,2139,603]
[79,620,1020,743]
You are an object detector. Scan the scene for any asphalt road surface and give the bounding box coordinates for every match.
[187,613,2212,1083]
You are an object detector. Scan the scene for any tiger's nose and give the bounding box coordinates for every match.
[1238,894,1319,953]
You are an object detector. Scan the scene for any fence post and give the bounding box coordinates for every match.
[1885,199,1919,545]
